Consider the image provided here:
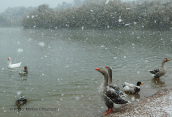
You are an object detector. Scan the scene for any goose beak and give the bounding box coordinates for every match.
[141,83,144,85]
[167,58,170,61]
[95,68,100,71]
[105,66,108,68]
[7,58,9,60]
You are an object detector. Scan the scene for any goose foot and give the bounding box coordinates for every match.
[103,108,109,115]
[103,108,113,115]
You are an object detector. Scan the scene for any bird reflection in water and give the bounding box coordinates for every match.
[151,78,165,86]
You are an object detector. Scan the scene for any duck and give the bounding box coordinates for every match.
[123,81,144,94]
[15,96,27,108]
[149,58,170,79]
[8,57,21,68]
[105,66,126,97]
[19,66,28,75]
[95,67,130,115]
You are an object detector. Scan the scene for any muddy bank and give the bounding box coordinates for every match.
[95,88,172,117]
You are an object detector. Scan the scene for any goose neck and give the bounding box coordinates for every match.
[162,61,165,67]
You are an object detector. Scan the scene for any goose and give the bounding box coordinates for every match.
[105,66,126,97]
[15,96,27,108]
[149,58,170,79]
[95,67,130,115]
[123,81,144,94]
[19,66,28,75]
[8,57,21,68]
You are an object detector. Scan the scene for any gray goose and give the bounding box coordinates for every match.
[149,58,170,79]
[105,66,126,97]
[95,67,130,115]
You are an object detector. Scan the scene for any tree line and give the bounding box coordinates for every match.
[2,7,35,20]
[20,0,172,30]
[0,7,35,26]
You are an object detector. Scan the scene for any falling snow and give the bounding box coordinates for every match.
[75,96,80,101]
[110,90,172,116]
[118,19,122,22]
[17,91,21,95]
[38,42,45,47]
[105,0,109,5]
[17,48,23,53]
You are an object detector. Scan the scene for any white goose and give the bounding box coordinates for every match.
[8,57,21,68]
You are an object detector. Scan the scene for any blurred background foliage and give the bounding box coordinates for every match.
[1,0,172,30]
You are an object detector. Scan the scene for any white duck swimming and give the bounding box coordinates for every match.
[123,81,144,94]
[8,57,21,68]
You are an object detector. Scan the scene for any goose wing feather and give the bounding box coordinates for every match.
[104,86,128,104]
[124,82,136,88]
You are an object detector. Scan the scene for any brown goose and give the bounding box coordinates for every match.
[149,58,170,79]
[105,66,126,97]
[95,67,130,115]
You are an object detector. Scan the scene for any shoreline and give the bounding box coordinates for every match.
[102,88,172,117]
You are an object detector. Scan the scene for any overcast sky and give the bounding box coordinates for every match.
[0,0,73,13]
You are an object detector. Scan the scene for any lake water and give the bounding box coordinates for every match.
[0,27,172,117]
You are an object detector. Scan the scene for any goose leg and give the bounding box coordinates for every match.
[109,108,113,113]
[103,108,110,115]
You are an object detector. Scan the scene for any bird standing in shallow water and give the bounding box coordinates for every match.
[123,81,144,94]
[149,58,170,79]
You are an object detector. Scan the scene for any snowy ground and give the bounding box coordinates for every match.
[105,89,172,117]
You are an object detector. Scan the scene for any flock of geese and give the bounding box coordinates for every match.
[95,58,170,115]
[6,57,170,112]
[7,57,28,108]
